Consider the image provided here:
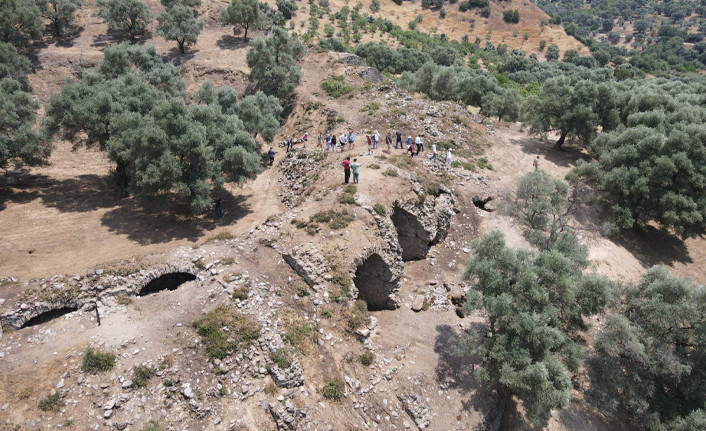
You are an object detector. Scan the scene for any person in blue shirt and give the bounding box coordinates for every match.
[268,147,275,166]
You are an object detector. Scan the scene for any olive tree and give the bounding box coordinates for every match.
[221,0,261,41]
[37,0,84,37]
[591,266,706,430]
[461,231,611,426]
[44,44,261,213]
[246,26,304,99]
[156,3,203,54]
[95,0,153,41]
[1,0,44,45]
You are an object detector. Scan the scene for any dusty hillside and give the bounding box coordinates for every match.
[1,1,705,430]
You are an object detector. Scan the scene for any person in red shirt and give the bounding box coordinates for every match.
[342,156,351,184]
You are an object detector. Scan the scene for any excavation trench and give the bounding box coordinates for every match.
[138,272,196,296]
[390,205,431,261]
[354,253,395,311]
[21,307,79,328]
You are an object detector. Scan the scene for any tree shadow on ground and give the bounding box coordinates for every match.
[613,225,695,268]
[100,190,252,245]
[510,136,590,169]
[41,174,119,212]
[0,171,43,211]
[216,34,249,51]
[164,47,197,65]
[433,324,494,413]
[51,27,84,48]
[91,30,150,48]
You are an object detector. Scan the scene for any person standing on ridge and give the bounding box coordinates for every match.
[533,155,540,170]
[268,147,275,166]
[396,130,403,149]
[342,156,352,184]
[351,158,360,184]
[385,132,393,153]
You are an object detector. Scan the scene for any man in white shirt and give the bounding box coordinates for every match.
[430,143,437,160]
[446,149,453,166]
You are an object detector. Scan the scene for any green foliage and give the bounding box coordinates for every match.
[373,203,386,216]
[82,346,116,373]
[270,348,293,368]
[502,9,520,24]
[591,267,706,430]
[38,393,63,412]
[38,0,84,37]
[221,0,261,41]
[524,76,601,149]
[157,3,204,54]
[545,44,559,61]
[347,299,370,331]
[382,168,398,177]
[44,44,260,214]
[140,421,163,431]
[193,304,261,361]
[569,122,706,238]
[246,27,304,99]
[131,364,156,388]
[359,351,374,366]
[462,231,611,425]
[283,320,318,350]
[276,0,297,19]
[321,308,332,319]
[95,0,153,40]
[321,75,353,98]
[0,0,43,45]
[322,380,344,401]
[232,91,283,142]
[161,0,201,6]
[0,78,51,171]
[514,170,577,251]
[370,0,380,12]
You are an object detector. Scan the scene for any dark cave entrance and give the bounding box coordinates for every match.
[138,272,196,296]
[391,205,430,261]
[354,254,395,311]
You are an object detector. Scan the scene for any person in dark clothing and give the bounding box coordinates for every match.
[215,198,222,219]
[395,130,402,148]
[268,147,275,166]
[342,156,351,184]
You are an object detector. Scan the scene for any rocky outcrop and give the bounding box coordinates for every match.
[391,187,456,261]
[277,150,326,208]
[397,393,432,429]
[281,246,329,292]
[269,399,308,430]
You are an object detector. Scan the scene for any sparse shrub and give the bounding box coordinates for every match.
[193,259,206,270]
[18,387,32,400]
[368,163,381,169]
[38,393,63,412]
[231,286,250,301]
[477,157,493,170]
[322,308,332,319]
[359,351,374,366]
[141,421,162,431]
[329,210,355,229]
[347,300,370,331]
[284,321,319,351]
[115,294,133,306]
[321,75,353,98]
[424,182,442,197]
[221,257,235,265]
[131,364,155,388]
[383,168,398,177]
[322,380,344,401]
[193,304,261,361]
[204,231,234,243]
[82,346,116,374]
[270,348,293,369]
[295,283,310,297]
[373,203,386,216]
